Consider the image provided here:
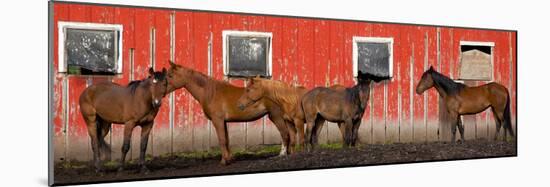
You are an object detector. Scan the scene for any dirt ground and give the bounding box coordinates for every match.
[53,139,516,185]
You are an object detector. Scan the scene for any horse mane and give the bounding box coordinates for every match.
[127,80,144,95]
[429,69,465,95]
[345,80,370,108]
[254,78,303,106]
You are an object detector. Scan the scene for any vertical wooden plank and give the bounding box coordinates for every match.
[326,20,345,143]
[173,11,194,152]
[510,31,517,134]
[398,25,413,143]
[412,26,427,143]
[191,12,212,151]
[426,27,440,142]
[151,9,172,156]
[53,3,69,162]
[297,19,315,89]
[438,27,453,142]
[65,4,92,161]
[314,20,330,144]
[370,23,387,144]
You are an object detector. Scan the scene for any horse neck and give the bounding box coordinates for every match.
[430,72,451,98]
[264,84,302,112]
[349,81,371,109]
[180,69,213,104]
[131,80,154,110]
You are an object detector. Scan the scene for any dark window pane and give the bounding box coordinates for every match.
[357,42,390,77]
[227,36,269,77]
[65,28,118,75]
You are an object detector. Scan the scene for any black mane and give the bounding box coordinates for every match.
[429,69,465,95]
[127,80,143,95]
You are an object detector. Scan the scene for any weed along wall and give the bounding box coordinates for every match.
[52,2,517,161]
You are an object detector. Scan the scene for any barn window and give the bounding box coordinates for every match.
[222,31,272,78]
[458,41,494,80]
[58,21,123,75]
[353,37,393,78]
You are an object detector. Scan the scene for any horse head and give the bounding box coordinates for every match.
[416,66,435,95]
[237,75,264,111]
[148,67,168,108]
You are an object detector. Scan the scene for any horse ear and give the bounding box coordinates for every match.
[429,66,434,71]
[148,67,155,76]
[162,67,167,75]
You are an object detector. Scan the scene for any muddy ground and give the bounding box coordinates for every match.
[54,139,516,185]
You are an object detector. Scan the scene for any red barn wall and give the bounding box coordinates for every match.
[51,3,517,161]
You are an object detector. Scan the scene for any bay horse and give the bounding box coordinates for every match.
[79,67,168,173]
[415,66,514,142]
[302,71,389,150]
[166,61,290,165]
[237,77,351,152]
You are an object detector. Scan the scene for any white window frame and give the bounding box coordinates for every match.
[222,30,273,77]
[57,21,123,74]
[352,36,394,78]
[458,41,495,81]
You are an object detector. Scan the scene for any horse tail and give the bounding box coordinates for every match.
[503,92,514,137]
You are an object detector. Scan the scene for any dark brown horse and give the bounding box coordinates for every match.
[236,77,310,152]
[79,68,168,173]
[166,61,290,165]
[416,66,514,142]
[302,72,388,149]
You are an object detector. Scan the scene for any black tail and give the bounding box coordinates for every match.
[503,93,514,137]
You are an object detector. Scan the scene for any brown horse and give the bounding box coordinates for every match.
[415,66,514,142]
[79,67,168,173]
[302,72,388,149]
[166,61,290,165]
[236,77,311,152]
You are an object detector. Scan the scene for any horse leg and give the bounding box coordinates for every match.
[449,112,458,144]
[85,117,102,173]
[118,122,134,171]
[268,114,291,155]
[98,120,112,161]
[351,120,361,147]
[338,123,346,141]
[343,119,354,147]
[311,118,325,147]
[138,122,153,174]
[212,118,232,165]
[491,107,503,141]
[294,118,306,151]
[456,116,465,143]
[304,119,315,152]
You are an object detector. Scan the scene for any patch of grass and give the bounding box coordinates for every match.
[145,154,153,161]
[175,150,222,159]
[103,160,119,168]
[60,160,87,169]
[318,143,343,150]
[255,145,281,155]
